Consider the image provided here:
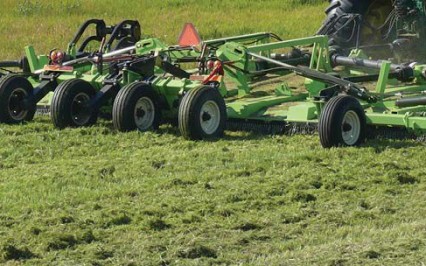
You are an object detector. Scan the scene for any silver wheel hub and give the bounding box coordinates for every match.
[8,87,28,120]
[134,97,155,131]
[200,100,220,135]
[341,110,361,146]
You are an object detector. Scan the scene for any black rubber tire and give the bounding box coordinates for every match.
[319,95,366,148]
[318,0,372,49]
[0,74,36,124]
[178,86,226,140]
[112,82,160,132]
[51,79,97,129]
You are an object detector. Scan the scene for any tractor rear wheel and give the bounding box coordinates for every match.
[51,79,98,129]
[318,0,393,51]
[178,86,226,140]
[319,95,366,148]
[112,82,160,132]
[0,74,36,124]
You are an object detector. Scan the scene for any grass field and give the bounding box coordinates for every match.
[1,0,426,265]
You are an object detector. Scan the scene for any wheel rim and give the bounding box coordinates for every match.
[341,110,361,146]
[134,97,155,131]
[71,92,91,126]
[8,87,28,120]
[199,100,220,135]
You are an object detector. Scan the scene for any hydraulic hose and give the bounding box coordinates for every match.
[0,61,21,68]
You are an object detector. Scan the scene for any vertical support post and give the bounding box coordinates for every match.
[310,43,318,70]
[228,68,250,97]
[24,46,42,73]
[375,60,391,99]
[67,43,77,58]
[355,16,362,50]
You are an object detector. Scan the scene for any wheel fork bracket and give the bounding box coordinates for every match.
[87,84,119,111]
[23,79,57,109]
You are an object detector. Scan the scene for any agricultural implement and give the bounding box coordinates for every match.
[0,19,141,124]
[3,0,426,148]
[140,34,426,147]
[47,31,289,129]
[49,31,426,147]
[105,0,426,147]
[46,0,426,147]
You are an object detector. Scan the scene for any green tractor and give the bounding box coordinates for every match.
[318,0,426,60]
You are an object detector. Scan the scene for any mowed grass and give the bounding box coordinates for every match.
[2,118,426,265]
[1,0,426,265]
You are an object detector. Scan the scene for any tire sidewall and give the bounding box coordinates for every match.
[333,98,366,146]
[129,84,160,131]
[183,87,226,139]
[113,82,160,132]
[52,79,97,128]
[320,95,366,147]
[0,75,35,123]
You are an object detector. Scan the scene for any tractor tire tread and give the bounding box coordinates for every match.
[319,0,371,49]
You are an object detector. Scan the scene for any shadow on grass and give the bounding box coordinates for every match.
[363,138,425,153]
[101,119,274,142]
[31,116,426,148]
[157,126,271,141]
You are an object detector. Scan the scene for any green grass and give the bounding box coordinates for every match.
[1,117,426,265]
[1,1,426,265]
[0,0,325,59]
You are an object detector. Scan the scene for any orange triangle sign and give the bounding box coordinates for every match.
[178,23,202,47]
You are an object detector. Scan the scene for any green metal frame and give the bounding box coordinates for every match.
[31,32,286,118]
[216,36,331,121]
[212,34,426,135]
[21,24,426,136]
